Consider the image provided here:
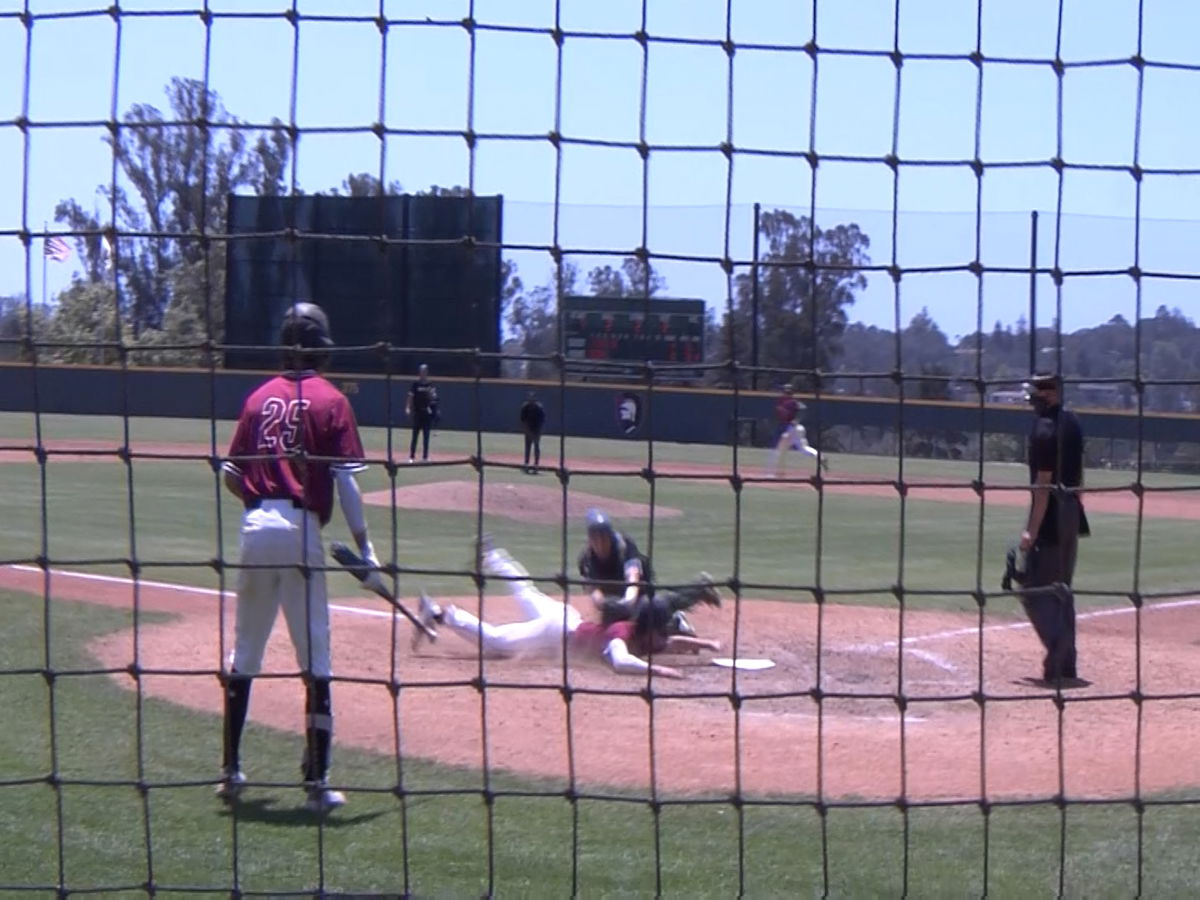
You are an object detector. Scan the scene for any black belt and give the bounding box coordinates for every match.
[247,497,305,511]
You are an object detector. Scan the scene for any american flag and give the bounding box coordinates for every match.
[44,236,72,262]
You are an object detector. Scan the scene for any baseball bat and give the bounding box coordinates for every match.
[329,542,437,641]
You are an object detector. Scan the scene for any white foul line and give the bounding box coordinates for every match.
[865,596,1200,652]
[4,564,398,620]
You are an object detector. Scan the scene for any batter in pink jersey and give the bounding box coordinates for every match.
[216,302,378,815]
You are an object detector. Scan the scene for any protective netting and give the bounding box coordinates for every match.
[4,1,1200,896]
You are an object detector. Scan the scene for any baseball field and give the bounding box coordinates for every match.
[3,411,1200,895]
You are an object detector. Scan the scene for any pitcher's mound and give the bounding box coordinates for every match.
[364,480,682,524]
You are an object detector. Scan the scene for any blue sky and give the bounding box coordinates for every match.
[3,0,1200,341]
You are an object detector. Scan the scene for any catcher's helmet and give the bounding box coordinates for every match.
[585,507,614,538]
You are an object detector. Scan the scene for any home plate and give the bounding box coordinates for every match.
[711,658,776,670]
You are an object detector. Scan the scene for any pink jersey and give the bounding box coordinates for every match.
[571,620,637,657]
[775,395,799,424]
[570,620,668,659]
[226,372,366,525]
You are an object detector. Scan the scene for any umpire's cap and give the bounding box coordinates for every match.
[280,302,334,350]
[1022,372,1060,400]
[585,507,614,537]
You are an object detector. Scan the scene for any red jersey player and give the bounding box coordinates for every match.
[766,384,828,477]
[216,301,377,814]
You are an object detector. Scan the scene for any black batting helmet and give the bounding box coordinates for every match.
[632,595,674,652]
[280,302,333,368]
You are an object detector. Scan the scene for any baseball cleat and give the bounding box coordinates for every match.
[215,768,246,803]
[304,781,347,814]
[411,591,443,650]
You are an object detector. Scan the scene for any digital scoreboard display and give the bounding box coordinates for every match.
[563,296,706,365]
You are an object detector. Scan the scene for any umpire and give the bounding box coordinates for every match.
[1018,373,1089,684]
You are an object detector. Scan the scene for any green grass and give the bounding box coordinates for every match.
[3,413,1200,893]
[1,412,1197,604]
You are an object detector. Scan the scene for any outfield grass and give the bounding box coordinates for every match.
[0,413,1197,605]
[2,413,1200,893]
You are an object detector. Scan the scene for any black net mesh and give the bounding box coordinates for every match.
[3,1,1200,896]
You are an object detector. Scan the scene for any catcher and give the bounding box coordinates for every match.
[576,508,720,637]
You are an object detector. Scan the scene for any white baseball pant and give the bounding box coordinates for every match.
[767,423,820,475]
[441,548,581,657]
[231,500,331,678]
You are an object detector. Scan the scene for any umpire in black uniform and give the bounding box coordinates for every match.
[1018,373,1089,684]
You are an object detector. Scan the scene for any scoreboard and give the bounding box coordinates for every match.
[563,296,706,366]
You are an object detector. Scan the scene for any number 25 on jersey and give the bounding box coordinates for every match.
[258,398,311,452]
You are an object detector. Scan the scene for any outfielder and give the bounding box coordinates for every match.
[414,538,721,678]
[766,385,828,477]
[217,301,378,813]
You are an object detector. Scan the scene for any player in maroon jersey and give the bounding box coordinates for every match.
[766,384,828,477]
[216,301,378,814]
[412,538,721,678]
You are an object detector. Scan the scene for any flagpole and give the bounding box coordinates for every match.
[41,222,47,312]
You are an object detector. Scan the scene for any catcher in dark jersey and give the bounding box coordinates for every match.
[413,538,721,678]
[217,302,378,813]
[577,508,719,636]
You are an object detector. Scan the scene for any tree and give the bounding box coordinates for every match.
[832,322,896,396]
[0,294,49,362]
[729,210,870,386]
[418,184,473,197]
[326,172,404,197]
[585,256,666,297]
[41,280,124,365]
[505,261,580,379]
[55,77,290,336]
[130,257,226,367]
[902,307,951,377]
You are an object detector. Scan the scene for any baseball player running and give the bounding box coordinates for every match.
[413,537,721,678]
[766,385,828,477]
[216,302,378,813]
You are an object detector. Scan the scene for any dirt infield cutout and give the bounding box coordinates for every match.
[364,480,681,523]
